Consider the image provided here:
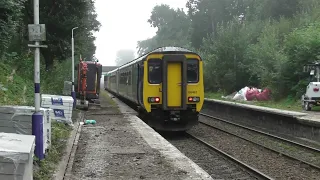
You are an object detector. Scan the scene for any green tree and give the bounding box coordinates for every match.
[137,4,191,56]
[22,0,101,70]
[283,22,320,98]
[0,0,27,57]
[137,0,320,100]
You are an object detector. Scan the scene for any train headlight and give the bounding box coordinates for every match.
[148,97,160,103]
[188,96,200,102]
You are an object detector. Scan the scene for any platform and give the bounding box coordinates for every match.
[204,98,320,126]
[203,98,320,143]
[66,93,213,180]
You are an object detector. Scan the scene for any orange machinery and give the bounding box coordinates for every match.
[75,58,102,108]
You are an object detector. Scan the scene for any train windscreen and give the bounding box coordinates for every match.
[187,59,199,83]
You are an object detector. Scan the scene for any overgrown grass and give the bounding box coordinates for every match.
[0,56,72,105]
[0,63,34,105]
[205,91,309,112]
[33,122,72,180]
[42,60,72,94]
[100,90,117,106]
[100,90,121,114]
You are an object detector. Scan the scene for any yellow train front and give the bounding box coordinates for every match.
[106,47,204,131]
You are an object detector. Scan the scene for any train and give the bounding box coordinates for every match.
[104,47,204,131]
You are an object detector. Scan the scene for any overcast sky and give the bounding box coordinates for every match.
[93,0,188,66]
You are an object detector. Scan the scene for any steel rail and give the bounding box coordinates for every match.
[186,132,274,180]
[199,113,320,170]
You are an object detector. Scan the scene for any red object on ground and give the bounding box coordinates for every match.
[256,88,271,101]
[245,88,259,101]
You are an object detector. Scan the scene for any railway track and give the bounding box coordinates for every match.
[185,133,273,180]
[183,124,320,179]
[199,113,320,170]
[167,133,272,180]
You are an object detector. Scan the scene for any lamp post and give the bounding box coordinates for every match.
[71,27,78,108]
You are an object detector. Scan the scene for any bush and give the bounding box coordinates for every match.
[0,62,34,105]
[42,59,72,95]
[0,53,73,105]
[283,22,320,98]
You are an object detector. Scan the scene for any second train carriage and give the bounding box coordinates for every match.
[105,47,204,131]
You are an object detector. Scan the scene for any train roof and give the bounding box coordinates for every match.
[149,46,193,53]
[106,46,200,74]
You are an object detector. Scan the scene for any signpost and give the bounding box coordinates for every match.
[28,24,46,42]
[27,0,47,160]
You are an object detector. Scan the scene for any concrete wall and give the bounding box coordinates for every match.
[202,100,320,143]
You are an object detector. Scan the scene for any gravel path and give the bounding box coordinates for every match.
[200,115,320,168]
[166,135,259,180]
[188,123,320,179]
[69,97,188,180]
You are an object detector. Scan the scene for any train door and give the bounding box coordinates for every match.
[162,55,187,110]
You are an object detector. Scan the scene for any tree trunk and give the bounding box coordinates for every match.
[41,48,54,71]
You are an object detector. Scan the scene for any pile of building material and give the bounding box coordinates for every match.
[0,106,52,154]
[41,94,74,125]
[0,132,35,180]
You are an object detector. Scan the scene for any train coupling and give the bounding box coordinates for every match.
[169,111,180,121]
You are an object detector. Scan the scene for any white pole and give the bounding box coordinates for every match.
[32,0,44,160]
[71,27,78,108]
[34,0,40,111]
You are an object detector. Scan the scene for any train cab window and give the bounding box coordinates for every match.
[187,59,199,83]
[148,59,162,84]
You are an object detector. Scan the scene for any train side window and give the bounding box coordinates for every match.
[123,72,126,84]
[128,71,131,85]
[148,59,162,84]
[120,73,124,84]
[187,59,199,83]
[139,64,144,82]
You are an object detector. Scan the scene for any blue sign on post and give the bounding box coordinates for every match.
[53,109,65,118]
[51,97,63,105]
